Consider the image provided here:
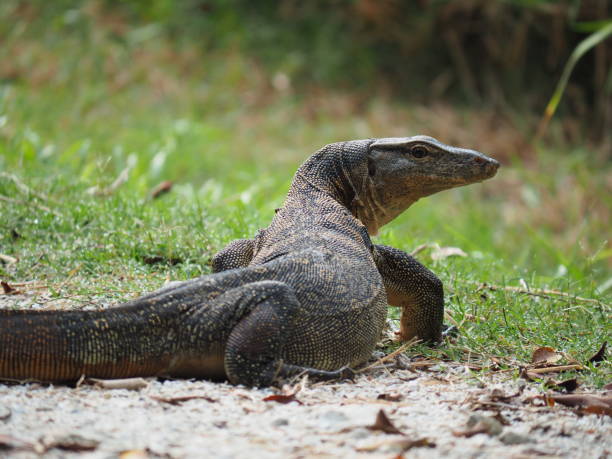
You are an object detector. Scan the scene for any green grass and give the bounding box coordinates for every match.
[0,4,610,387]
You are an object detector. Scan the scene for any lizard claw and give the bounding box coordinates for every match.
[337,366,356,381]
[442,324,459,338]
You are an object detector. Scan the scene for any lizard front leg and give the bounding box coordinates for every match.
[373,244,443,343]
[211,238,254,272]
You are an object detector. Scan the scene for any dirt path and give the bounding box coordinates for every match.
[0,293,610,458]
[1,364,610,458]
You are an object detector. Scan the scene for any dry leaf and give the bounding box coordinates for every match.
[262,393,302,405]
[377,393,403,402]
[588,341,607,365]
[367,409,404,435]
[545,378,579,393]
[150,180,173,199]
[532,346,562,365]
[430,246,467,261]
[549,394,612,416]
[1,281,19,295]
[150,395,217,405]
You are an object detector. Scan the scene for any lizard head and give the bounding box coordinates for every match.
[346,136,500,234]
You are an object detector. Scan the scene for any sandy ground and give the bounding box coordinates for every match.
[1,359,610,458]
[0,292,610,458]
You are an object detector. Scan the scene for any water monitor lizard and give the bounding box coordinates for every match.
[0,136,499,386]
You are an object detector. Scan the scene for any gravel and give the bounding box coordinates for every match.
[1,368,610,458]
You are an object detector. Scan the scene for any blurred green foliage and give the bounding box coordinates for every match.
[0,0,609,385]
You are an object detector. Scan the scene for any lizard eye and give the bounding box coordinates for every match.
[410,146,428,158]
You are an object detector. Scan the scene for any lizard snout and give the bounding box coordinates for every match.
[472,155,500,177]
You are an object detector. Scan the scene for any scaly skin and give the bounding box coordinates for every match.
[0,136,499,386]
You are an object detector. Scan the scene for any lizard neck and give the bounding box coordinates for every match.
[287,140,386,235]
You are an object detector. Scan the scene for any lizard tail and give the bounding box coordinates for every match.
[0,306,175,382]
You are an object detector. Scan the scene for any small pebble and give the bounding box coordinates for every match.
[0,405,11,420]
[499,431,533,445]
[271,418,289,427]
[467,414,503,436]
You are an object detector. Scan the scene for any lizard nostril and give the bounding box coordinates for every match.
[473,156,486,165]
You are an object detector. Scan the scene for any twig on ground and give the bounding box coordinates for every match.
[357,338,419,374]
[88,377,149,390]
[525,364,585,375]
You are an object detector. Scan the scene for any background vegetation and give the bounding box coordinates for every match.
[0,0,610,385]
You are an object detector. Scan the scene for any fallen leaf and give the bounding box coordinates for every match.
[150,180,173,199]
[582,405,612,416]
[588,341,607,365]
[532,346,562,365]
[367,409,404,435]
[0,281,19,295]
[430,246,467,261]
[545,378,579,393]
[262,394,302,405]
[150,395,217,405]
[549,393,612,416]
[377,393,403,402]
